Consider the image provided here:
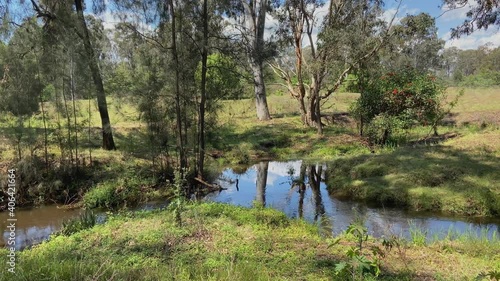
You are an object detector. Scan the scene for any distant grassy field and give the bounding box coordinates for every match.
[0,87,498,162]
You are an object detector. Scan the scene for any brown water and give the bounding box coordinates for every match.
[1,205,82,250]
[2,160,499,250]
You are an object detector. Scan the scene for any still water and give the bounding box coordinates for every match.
[2,160,499,250]
[204,160,500,239]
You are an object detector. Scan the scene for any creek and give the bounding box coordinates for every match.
[2,160,499,250]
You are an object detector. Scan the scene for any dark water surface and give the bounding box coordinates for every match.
[2,160,499,250]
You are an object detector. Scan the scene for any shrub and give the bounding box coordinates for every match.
[352,68,446,144]
[83,176,147,209]
[83,182,117,209]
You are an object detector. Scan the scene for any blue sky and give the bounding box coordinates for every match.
[384,0,500,49]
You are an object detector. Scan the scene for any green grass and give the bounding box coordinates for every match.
[0,203,498,280]
[326,128,500,216]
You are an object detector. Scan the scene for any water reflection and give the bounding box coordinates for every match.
[256,161,268,206]
[205,160,500,239]
[1,206,82,250]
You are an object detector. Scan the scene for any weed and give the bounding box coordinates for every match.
[408,221,427,246]
[330,222,384,280]
[170,168,187,227]
[58,210,97,236]
[476,270,500,281]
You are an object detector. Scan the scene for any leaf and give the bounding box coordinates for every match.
[327,237,341,248]
[370,245,385,258]
[334,262,348,275]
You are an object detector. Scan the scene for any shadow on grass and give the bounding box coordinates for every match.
[326,144,500,216]
[212,115,359,158]
[113,127,154,159]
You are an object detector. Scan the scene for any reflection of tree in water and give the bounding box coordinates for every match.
[287,162,332,236]
[255,161,268,206]
[307,164,332,236]
[291,164,307,218]
[308,164,325,221]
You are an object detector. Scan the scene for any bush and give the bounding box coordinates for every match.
[458,71,500,87]
[83,182,117,209]
[83,176,147,209]
[352,68,446,144]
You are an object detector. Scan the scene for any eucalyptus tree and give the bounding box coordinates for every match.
[224,0,279,121]
[0,18,44,160]
[441,46,460,79]
[0,18,42,117]
[384,13,445,73]
[442,0,500,38]
[271,0,399,134]
[5,0,118,150]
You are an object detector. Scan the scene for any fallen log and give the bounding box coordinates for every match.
[194,177,227,192]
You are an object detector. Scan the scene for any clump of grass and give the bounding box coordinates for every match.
[408,221,427,246]
[83,175,154,209]
[57,210,97,236]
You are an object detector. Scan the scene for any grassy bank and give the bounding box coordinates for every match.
[326,129,500,216]
[1,203,499,281]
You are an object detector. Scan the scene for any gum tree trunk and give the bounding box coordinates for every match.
[75,0,116,150]
[250,61,271,120]
[242,0,271,121]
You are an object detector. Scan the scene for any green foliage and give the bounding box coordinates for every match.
[195,53,243,100]
[339,74,360,92]
[170,168,187,227]
[0,19,42,116]
[389,13,444,72]
[83,176,149,209]
[330,222,383,280]
[58,210,97,236]
[352,68,447,144]
[408,221,427,246]
[459,71,500,87]
[476,270,500,281]
[41,84,56,102]
[83,181,118,209]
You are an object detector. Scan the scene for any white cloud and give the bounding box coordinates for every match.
[381,5,421,26]
[439,1,476,22]
[97,10,154,33]
[263,3,328,46]
[382,8,401,25]
[99,11,120,30]
[261,160,303,186]
[444,29,500,49]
